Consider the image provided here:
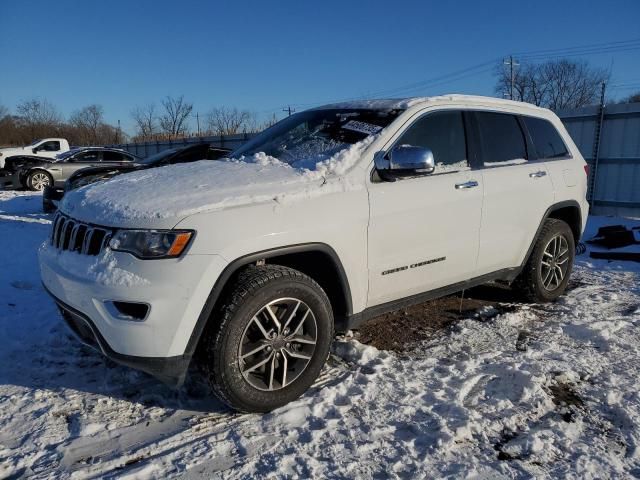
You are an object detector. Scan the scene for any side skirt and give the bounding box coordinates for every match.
[340,267,520,331]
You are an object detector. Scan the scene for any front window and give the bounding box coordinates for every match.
[232,108,403,169]
[38,141,61,152]
[394,111,468,172]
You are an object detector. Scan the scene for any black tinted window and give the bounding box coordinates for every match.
[103,151,126,161]
[40,141,60,151]
[395,111,467,169]
[476,112,527,165]
[523,116,568,159]
[75,151,101,162]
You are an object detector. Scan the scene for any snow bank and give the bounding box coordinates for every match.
[60,137,374,223]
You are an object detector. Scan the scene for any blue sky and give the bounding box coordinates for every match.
[1,0,639,134]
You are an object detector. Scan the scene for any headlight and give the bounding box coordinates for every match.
[109,230,194,259]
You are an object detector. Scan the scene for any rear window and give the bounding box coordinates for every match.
[103,151,126,161]
[475,112,527,166]
[523,116,569,159]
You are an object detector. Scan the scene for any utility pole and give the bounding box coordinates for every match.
[504,56,520,100]
[196,112,200,136]
[283,105,296,117]
[117,119,121,144]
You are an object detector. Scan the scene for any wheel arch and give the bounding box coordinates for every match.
[521,200,582,269]
[184,243,353,360]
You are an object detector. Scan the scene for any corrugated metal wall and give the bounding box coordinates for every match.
[558,102,640,217]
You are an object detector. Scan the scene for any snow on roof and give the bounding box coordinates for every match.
[316,94,546,112]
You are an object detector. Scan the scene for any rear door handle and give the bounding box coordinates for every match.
[455,180,479,189]
[529,171,547,178]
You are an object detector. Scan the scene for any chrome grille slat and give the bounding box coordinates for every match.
[100,232,112,252]
[82,228,94,255]
[58,219,68,249]
[69,224,80,251]
[48,213,112,257]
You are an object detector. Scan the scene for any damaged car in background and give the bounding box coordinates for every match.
[2,147,139,192]
[42,143,231,212]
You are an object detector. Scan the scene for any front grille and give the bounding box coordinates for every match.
[50,212,112,256]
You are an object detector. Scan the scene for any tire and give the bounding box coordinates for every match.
[202,265,334,413]
[513,218,575,303]
[27,170,53,192]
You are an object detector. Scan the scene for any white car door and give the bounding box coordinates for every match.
[472,111,555,275]
[367,110,483,307]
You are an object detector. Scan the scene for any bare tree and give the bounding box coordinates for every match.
[131,103,158,139]
[618,91,640,104]
[16,98,62,139]
[495,59,608,110]
[158,95,192,136]
[260,113,280,131]
[206,107,254,135]
[0,103,8,120]
[69,104,104,144]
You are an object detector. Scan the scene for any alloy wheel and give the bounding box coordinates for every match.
[238,297,318,391]
[540,234,570,291]
[31,172,50,191]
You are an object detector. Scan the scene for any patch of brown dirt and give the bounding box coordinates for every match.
[353,283,519,352]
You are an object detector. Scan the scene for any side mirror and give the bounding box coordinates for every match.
[32,148,38,154]
[374,145,435,180]
[390,145,435,173]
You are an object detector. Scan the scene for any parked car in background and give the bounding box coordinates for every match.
[40,95,589,413]
[0,138,71,170]
[42,143,231,212]
[2,147,139,193]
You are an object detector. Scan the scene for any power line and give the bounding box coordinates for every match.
[261,37,640,114]
[513,37,640,57]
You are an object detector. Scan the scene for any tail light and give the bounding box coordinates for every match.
[584,165,590,176]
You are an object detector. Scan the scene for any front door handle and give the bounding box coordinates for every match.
[529,171,547,178]
[455,180,479,189]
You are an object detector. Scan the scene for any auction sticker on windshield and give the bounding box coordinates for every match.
[342,120,383,136]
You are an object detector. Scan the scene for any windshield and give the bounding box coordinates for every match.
[27,139,42,147]
[140,148,181,165]
[232,108,403,169]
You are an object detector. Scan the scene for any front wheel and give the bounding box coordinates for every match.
[27,170,53,192]
[513,218,575,303]
[202,265,334,413]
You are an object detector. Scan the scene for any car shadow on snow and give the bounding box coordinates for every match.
[5,316,231,415]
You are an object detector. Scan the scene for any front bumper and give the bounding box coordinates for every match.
[39,242,228,386]
[0,170,23,189]
[48,287,190,387]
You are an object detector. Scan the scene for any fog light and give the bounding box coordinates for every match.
[105,301,150,321]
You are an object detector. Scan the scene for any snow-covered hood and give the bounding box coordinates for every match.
[59,138,373,229]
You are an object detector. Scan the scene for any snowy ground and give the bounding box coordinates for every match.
[1,189,640,479]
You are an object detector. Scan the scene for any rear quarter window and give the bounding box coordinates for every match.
[523,116,569,159]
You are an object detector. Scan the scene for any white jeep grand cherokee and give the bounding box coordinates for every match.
[39,95,589,412]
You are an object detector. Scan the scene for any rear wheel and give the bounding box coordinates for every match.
[202,265,334,413]
[27,170,52,192]
[513,218,575,303]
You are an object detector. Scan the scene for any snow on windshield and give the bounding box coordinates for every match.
[232,108,401,169]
